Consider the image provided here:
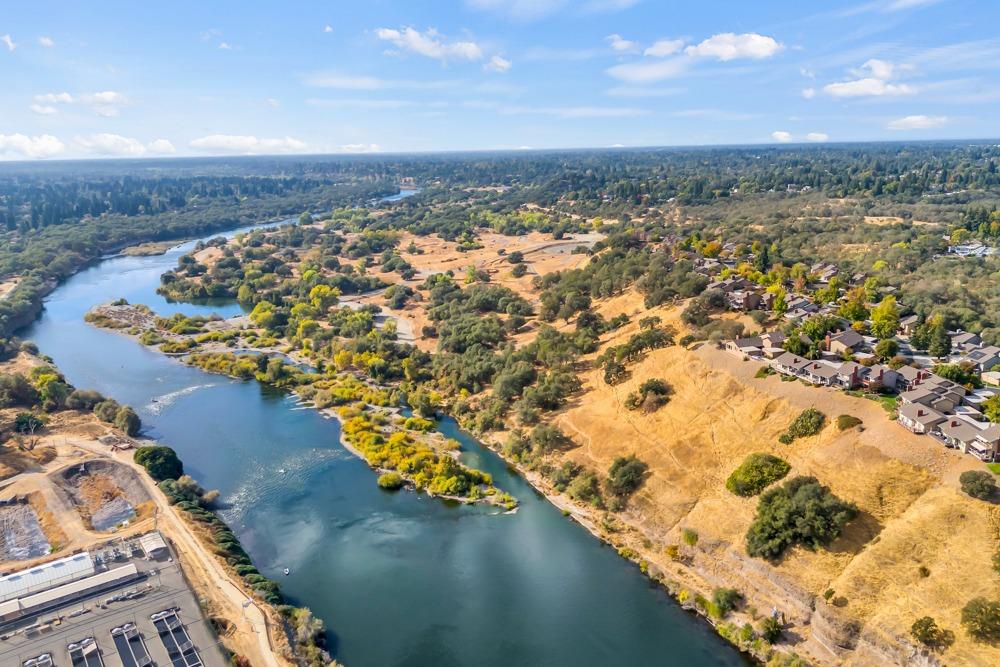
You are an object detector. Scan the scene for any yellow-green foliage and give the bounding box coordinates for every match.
[306,375,392,409]
[403,416,435,432]
[339,412,495,499]
[155,313,210,335]
[194,330,239,344]
[159,339,196,354]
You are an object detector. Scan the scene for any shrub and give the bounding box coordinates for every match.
[712,588,742,617]
[961,597,1000,644]
[959,470,996,500]
[377,472,404,490]
[135,446,184,481]
[14,412,45,434]
[114,405,142,436]
[94,399,120,423]
[726,453,791,497]
[566,471,603,507]
[836,415,862,431]
[530,424,572,453]
[682,528,698,546]
[746,476,857,559]
[759,616,782,643]
[605,455,649,500]
[779,408,826,444]
[911,616,954,650]
[624,378,672,413]
[65,389,105,411]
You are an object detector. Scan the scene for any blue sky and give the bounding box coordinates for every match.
[1,0,998,159]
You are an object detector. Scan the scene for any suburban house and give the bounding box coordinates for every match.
[964,345,1000,372]
[801,361,840,386]
[836,361,867,389]
[897,402,947,434]
[861,364,900,392]
[898,314,920,336]
[727,290,763,312]
[934,419,1000,461]
[726,337,764,358]
[900,385,964,414]
[827,329,866,355]
[760,331,788,358]
[895,365,933,392]
[772,352,812,376]
[950,331,982,351]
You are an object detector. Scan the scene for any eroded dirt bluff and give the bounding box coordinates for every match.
[543,301,999,666]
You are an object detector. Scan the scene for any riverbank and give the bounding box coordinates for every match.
[0,350,292,667]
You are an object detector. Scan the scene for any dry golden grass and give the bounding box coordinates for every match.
[542,299,1000,665]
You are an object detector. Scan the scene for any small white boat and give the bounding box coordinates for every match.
[278,468,286,474]
[283,568,290,576]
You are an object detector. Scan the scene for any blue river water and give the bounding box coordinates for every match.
[20,219,746,666]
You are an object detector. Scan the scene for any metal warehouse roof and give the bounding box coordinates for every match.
[0,553,95,603]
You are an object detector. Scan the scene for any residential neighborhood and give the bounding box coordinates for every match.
[705,250,1000,463]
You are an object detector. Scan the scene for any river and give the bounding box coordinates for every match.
[20,221,746,666]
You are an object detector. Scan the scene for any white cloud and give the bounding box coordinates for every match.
[823,78,914,97]
[806,132,829,142]
[606,34,638,53]
[802,87,816,99]
[684,33,783,61]
[606,58,687,83]
[35,92,74,104]
[303,73,457,91]
[2,34,15,52]
[148,139,176,154]
[0,134,65,159]
[859,58,895,80]
[38,36,54,47]
[822,59,916,98]
[374,27,483,61]
[80,91,128,117]
[771,131,793,142]
[644,39,684,57]
[218,42,232,50]
[340,143,381,153]
[36,91,129,117]
[189,134,309,154]
[887,114,947,130]
[29,104,58,115]
[74,133,149,157]
[485,55,511,73]
[265,98,280,108]
[324,25,333,33]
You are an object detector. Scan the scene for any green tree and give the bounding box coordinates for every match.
[984,395,1000,423]
[134,446,183,481]
[726,453,791,496]
[114,405,142,436]
[870,296,900,340]
[874,338,899,361]
[959,470,996,500]
[927,319,952,359]
[746,476,857,559]
[606,455,649,499]
[911,616,954,650]
[961,597,1000,643]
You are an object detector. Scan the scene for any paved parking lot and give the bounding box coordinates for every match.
[0,539,226,667]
